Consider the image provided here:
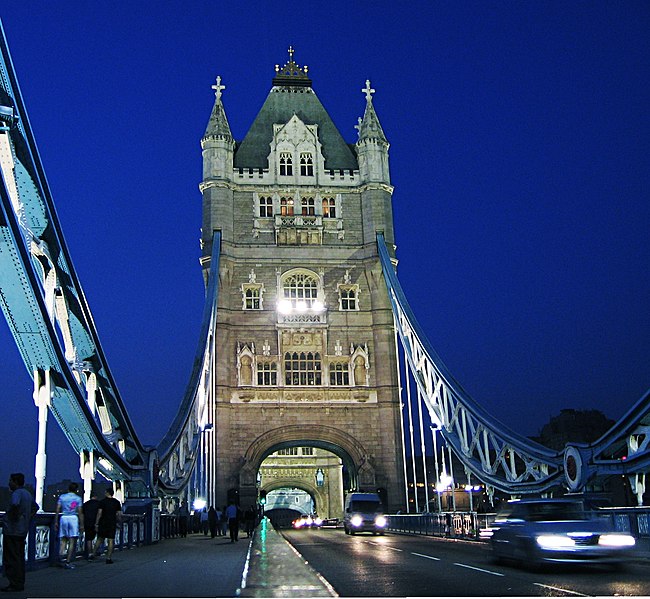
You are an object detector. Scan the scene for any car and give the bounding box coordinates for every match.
[490,498,635,569]
[343,492,388,535]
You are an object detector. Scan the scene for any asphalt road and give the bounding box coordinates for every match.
[282,527,650,597]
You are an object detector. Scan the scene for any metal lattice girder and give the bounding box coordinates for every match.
[0,24,151,491]
[156,232,220,494]
[377,233,564,494]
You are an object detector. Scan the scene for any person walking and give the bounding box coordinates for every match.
[200,507,209,535]
[82,491,101,559]
[208,506,218,538]
[178,500,189,537]
[220,506,228,536]
[1,473,38,593]
[54,482,84,568]
[92,487,122,564]
[225,500,240,543]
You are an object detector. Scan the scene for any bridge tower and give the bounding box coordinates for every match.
[199,51,404,513]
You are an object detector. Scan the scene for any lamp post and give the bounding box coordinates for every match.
[430,425,442,513]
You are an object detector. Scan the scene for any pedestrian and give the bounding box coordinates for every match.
[200,506,209,535]
[225,500,240,543]
[214,506,223,536]
[244,506,255,537]
[1,473,38,593]
[92,487,122,564]
[82,491,101,559]
[208,506,217,538]
[178,500,189,537]
[54,482,84,568]
[220,506,228,536]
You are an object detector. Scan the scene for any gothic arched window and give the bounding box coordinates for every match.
[301,197,315,216]
[284,351,322,385]
[280,197,294,216]
[279,152,293,176]
[322,197,336,218]
[300,153,314,176]
[282,271,319,309]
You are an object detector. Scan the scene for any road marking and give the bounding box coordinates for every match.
[411,552,441,561]
[367,541,402,551]
[534,583,589,597]
[453,563,505,577]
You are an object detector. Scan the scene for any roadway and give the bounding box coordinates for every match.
[282,527,650,597]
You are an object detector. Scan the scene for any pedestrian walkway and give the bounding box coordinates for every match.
[1,519,336,598]
[4,534,249,598]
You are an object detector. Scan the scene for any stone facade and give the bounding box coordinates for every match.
[200,52,405,512]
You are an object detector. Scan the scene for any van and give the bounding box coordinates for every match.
[343,492,387,535]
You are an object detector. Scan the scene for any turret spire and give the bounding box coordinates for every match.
[203,74,233,140]
[357,79,387,144]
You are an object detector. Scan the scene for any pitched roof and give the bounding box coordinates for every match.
[234,86,358,171]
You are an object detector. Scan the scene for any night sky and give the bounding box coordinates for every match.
[0,2,648,486]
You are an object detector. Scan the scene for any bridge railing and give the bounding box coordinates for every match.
[0,511,148,572]
[388,508,650,546]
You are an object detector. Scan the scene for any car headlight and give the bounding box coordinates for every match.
[314,517,323,526]
[375,515,387,528]
[536,535,575,549]
[598,534,635,547]
[351,515,363,527]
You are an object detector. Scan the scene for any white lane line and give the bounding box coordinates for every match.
[411,552,441,561]
[534,583,589,597]
[453,562,505,577]
[367,541,402,551]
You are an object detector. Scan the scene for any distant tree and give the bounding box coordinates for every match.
[533,409,614,451]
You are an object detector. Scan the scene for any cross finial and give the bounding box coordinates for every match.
[212,75,226,101]
[288,46,295,60]
[362,79,375,102]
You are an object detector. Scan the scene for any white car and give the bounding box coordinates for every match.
[490,498,635,569]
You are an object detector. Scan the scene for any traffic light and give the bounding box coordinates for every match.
[259,490,267,506]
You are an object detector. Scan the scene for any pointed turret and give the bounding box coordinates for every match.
[200,76,235,269]
[356,80,390,184]
[201,76,235,181]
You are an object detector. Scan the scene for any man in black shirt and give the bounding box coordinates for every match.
[91,488,122,564]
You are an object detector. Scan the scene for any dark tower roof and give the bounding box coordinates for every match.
[233,49,358,171]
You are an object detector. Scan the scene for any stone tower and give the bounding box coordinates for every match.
[200,50,404,512]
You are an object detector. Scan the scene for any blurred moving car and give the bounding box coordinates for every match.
[292,514,323,529]
[490,498,635,569]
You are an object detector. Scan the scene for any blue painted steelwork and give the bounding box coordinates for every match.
[0,22,216,499]
[378,232,650,496]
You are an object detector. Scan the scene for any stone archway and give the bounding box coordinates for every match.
[239,424,377,514]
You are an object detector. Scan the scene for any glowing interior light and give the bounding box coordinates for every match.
[193,498,206,511]
[296,300,307,312]
[312,300,324,312]
[277,299,292,314]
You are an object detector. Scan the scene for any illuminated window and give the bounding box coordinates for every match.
[258,196,273,218]
[329,362,350,386]
[301,197,315,216]
[300,153,314,176]
[280,197,294,216]
[280,152,293,176]
[282,272,318,309]
[301,447,314,456]
[322,197,336,218]
[257,362,277,385]
[284,352,322,385]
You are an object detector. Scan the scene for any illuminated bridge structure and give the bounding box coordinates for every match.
[1,24,649,515]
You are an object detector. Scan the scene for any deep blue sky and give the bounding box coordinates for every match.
[1,2,648,486]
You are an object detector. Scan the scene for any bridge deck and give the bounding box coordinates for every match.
[4,519,335,598]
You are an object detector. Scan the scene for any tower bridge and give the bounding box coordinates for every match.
[1,24,649,526]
